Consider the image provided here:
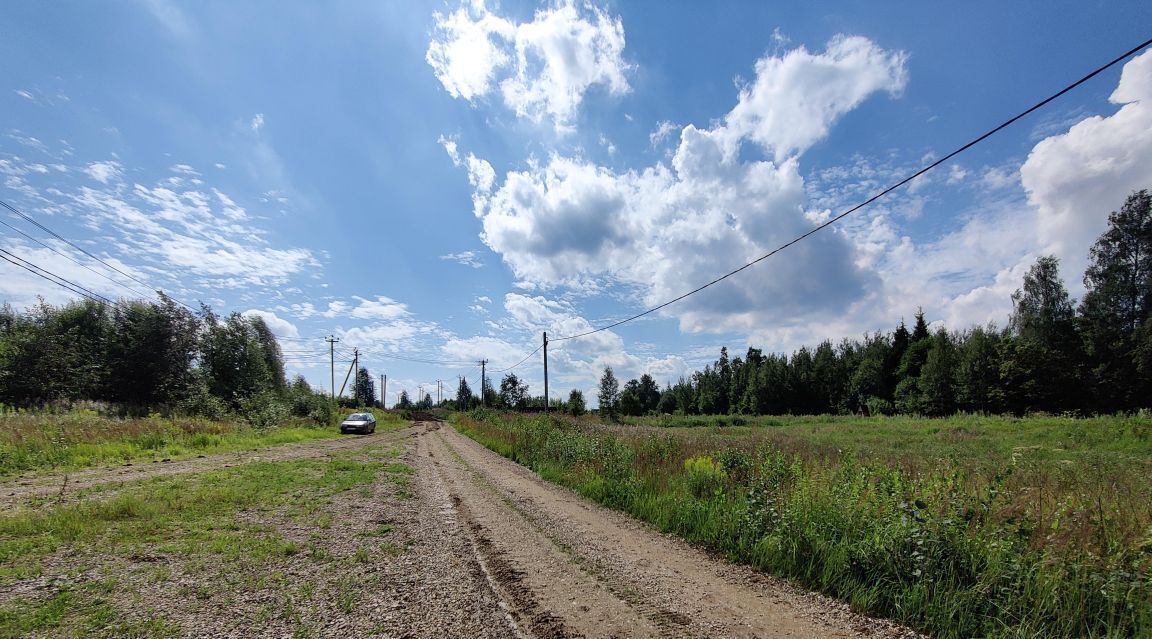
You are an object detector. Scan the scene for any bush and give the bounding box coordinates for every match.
[238,393,288,432]
[866,396,895,416]
[683,455,727,498]
[177,383,229,420]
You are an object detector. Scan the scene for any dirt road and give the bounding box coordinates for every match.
[0,422,920,638]
[418,422,918,639]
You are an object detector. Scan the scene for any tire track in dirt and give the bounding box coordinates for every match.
[419,423,663,638]
[426,423,923,639]
[0,426,416,509]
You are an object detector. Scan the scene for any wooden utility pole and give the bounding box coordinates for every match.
[380,374,385,408]
[325,336,340,404]
[543,332,549,415]
[480,359,487,407]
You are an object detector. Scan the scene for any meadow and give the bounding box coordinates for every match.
[0,407,405,477]
[455,410,1152,639]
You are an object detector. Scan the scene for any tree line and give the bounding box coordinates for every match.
[0,296,334,424]
[592,189,1152,418]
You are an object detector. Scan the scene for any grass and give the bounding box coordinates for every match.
[455,410,1152,639]
[0,450,412,637]
[0,408,407,477]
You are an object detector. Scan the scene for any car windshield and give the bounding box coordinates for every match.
[346,413,369,421]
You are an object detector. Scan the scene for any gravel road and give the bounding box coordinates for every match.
[1,421,923,638]
[419,421,921,639]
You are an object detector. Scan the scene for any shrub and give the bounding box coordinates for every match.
[684,455,727,498]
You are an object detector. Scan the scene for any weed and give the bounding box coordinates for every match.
[453,411,1152,639]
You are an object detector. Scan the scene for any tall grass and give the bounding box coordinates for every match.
[0,411,359,477]
[456,411,1152,639]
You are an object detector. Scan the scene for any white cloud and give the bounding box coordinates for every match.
[440,250,484,268]
[428,0,631,129]
[725,35,907,161]
[1020,47,1152,288]
[83,160,123,184]
[242,309,299,338]
[250,113,265,133]
[14,89,34,101]
[451,36,905,337]
[649,120,678,147]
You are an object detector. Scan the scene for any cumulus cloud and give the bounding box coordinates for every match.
[452,36,905,335]
[725,35,907,161]
[242,309,299,338]
[1020,47,1152,287]
[250,113,265,132]
[428,0,630,129]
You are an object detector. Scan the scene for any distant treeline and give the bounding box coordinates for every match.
[597,189,1152,418]
[0,295,333,424]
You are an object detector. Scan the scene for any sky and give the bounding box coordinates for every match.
[2,1,1151,407]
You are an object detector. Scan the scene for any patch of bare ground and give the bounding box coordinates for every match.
[0,432,515,638]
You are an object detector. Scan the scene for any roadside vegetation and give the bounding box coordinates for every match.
[455,410,1152,639]
[0,408,405,477]
[0,446,410,638]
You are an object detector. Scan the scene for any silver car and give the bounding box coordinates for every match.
[340,412,376,434]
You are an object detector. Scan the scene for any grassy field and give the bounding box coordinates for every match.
[0,444,411,638]
[0,408,406,477]
[455,410,1152,639]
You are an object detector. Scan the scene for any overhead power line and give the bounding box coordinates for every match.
[491,343,543,373]
[0,219,160,302]
[0,247,115,305]
[0,198,197,312]
[552,37,1152,342]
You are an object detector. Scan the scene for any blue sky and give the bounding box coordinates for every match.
[3,1,1151,406]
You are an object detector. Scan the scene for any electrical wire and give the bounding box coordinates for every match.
[0,198,197,312]
[0,247,115,305]
[551,36,1152,342]
[491,343,544,373]
[0,220,160,302]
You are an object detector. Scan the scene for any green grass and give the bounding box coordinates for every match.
[0,451,412,636]
[0,408,408,477]
[455,411,1152,639]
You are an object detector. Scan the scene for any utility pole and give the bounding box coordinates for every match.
[325,336,340,404]
[338,349,358,399]
[436,379,442,406]
[479,359,487,407]
[543,331,549,415]
[380,374,385,408]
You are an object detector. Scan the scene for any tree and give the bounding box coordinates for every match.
[657,384,677,414]
[498,373,529,410]
[918,329,957,416]
[396,390,412,409]
[456,377,475,410]
[568,389,586,416]
[1004,255,1081,412]
[598,367,620,420]
[619,379,643,416]
[954,324,1002,413]
[637,374,661,413]
[353,367,374,406]
[1079,189,1152,409]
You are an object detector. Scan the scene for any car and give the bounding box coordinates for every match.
[340,412,376,434]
